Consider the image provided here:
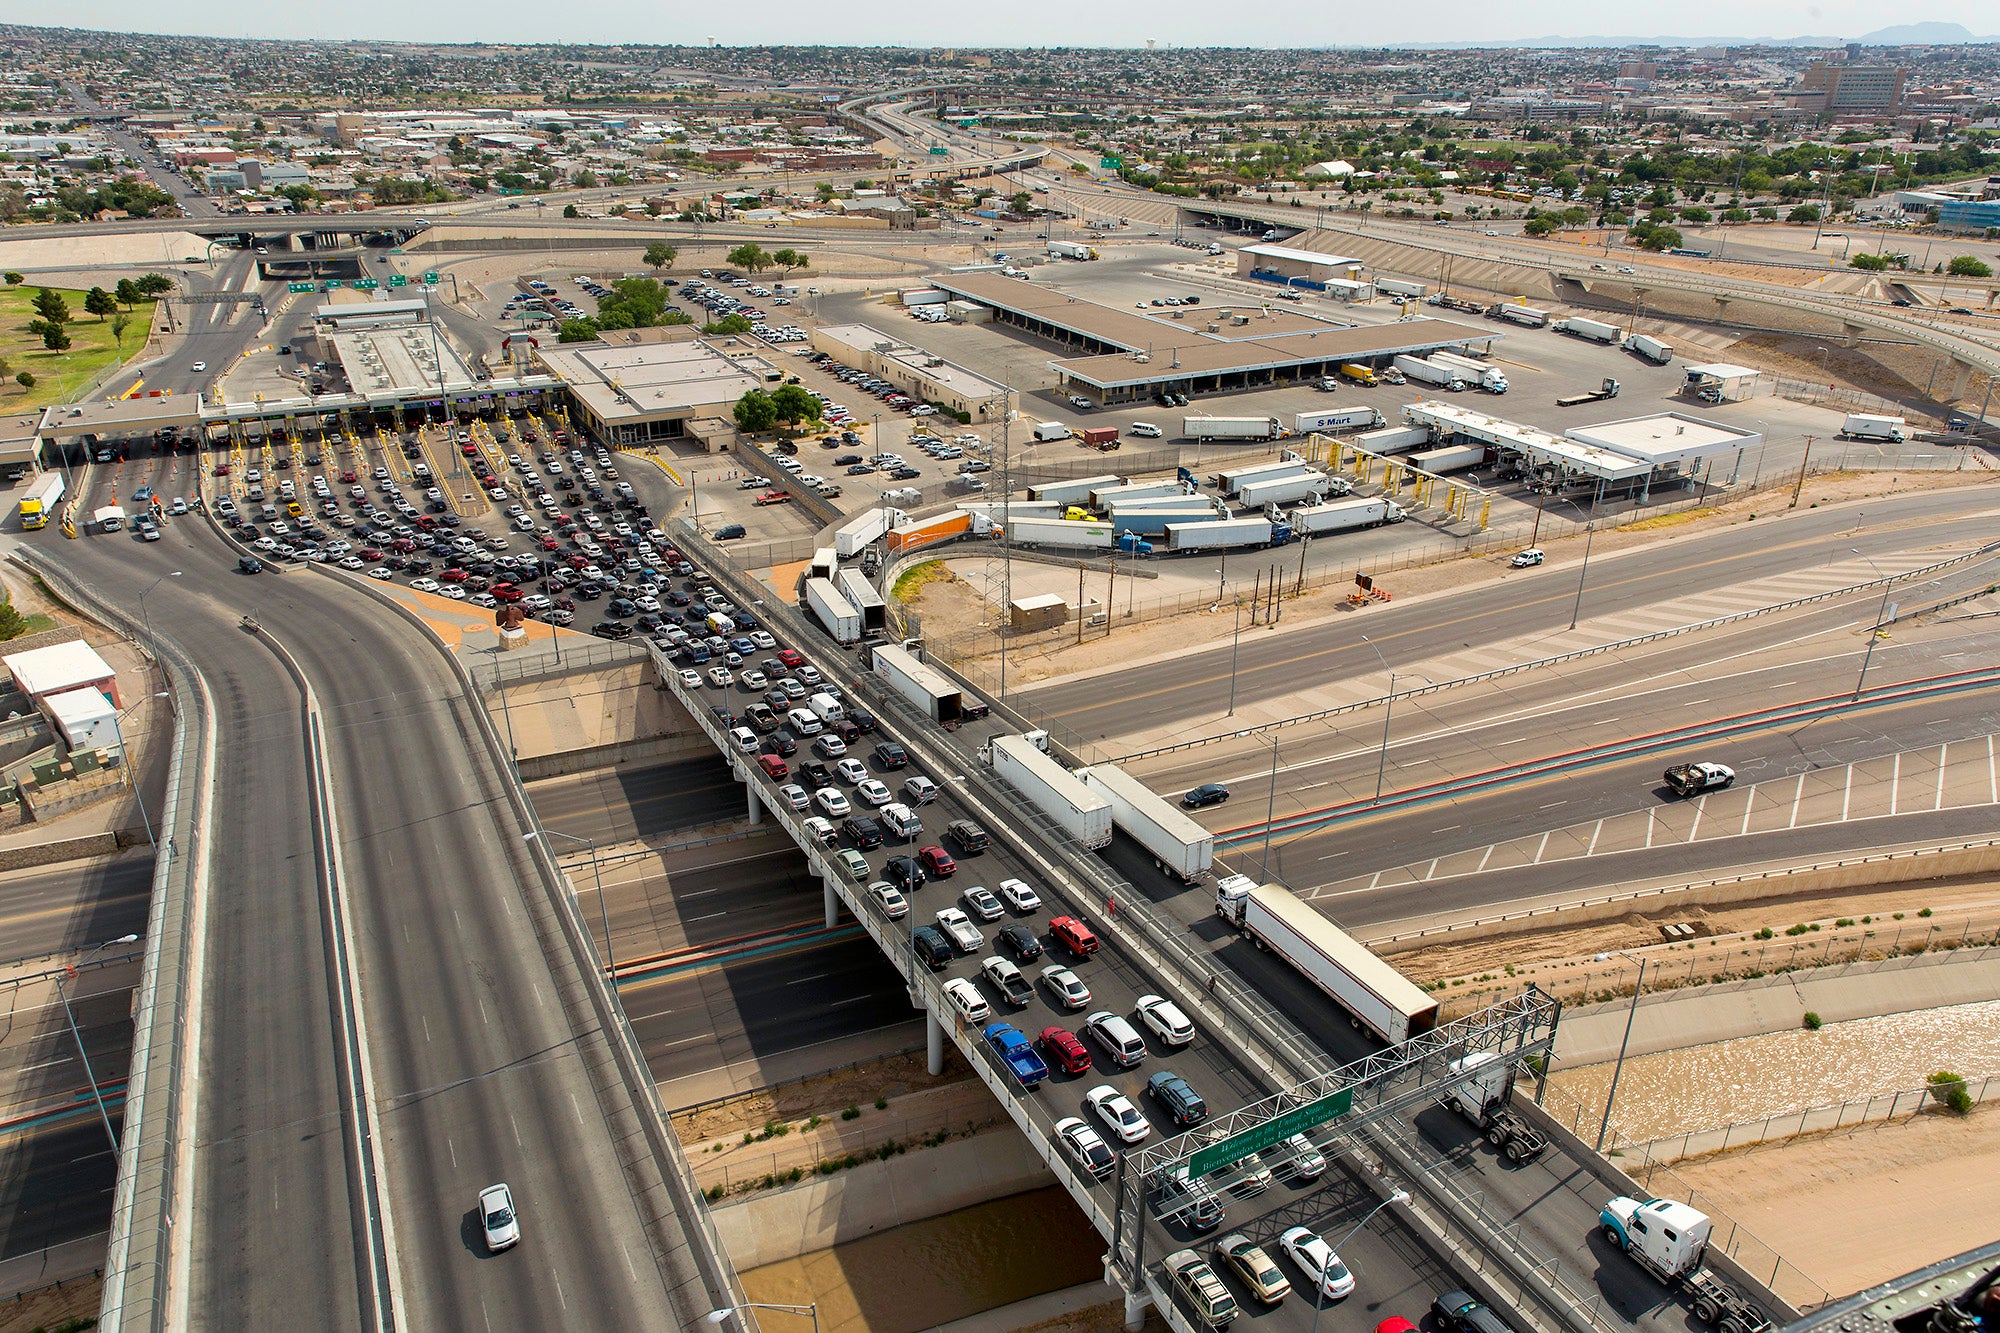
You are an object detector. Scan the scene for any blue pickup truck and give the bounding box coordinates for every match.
[983,1022,1049,1089]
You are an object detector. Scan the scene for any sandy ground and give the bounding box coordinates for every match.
[1671,1102,2000,1298]
[0,1274,99,1332]
[903,468,1994,689]
[672,1048,969,1143]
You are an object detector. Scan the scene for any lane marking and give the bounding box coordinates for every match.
[1936,742,1948,810]
[1787,773,1807,829]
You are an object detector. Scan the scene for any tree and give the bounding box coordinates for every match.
[1787,203,1821,223]
[135,273,174,298]
[702,314,754,336]
[2,271,21,285]
[1946,255,1992,278]
[14,371,32,391]
[770,383,820,424]
[726,243,771,274]
[557,318,600,342]
[32,288,70,325]
[27,319,70,351]
[770,248,809,279]
[562,204,580,218]
[0,601,24,640]
[84,286,117,321]
[733,389,779,433]
[816,181,836,203]
[111,313,132,347]
[1850,252,1889,271]
[1010,190,1033,212]
[643,242,677,272]
[115,277,140,307]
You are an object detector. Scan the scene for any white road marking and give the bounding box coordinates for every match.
[1842,765,1854,822]
[1891,752,1903,815]
[789,972,833,986]
[1936,743,1948,810]
[1476,845,1495,872]
[1532,831,1551,863]
[447,1136,457,1169]
[1738,786,1756,837]
[1586,820,1605,855]
[1990,735,1997,806]
[1787,773,1806,829]
[1686,798,1705,843]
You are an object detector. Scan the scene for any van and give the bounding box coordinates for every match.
[808,692,845,725]
[1129,422,1163,438]
[786,707,824,736]
[879,802,922,840]
[1085,1011,1147,1067]
[706,613,736,636]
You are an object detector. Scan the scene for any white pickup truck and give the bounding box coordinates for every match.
[1663,762,1735,797]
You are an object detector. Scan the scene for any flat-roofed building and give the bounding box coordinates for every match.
[534,336,767,446]
[809,324,1013,420]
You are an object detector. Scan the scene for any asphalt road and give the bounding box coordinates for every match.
[0,854,153,965]
[527,755,742,848]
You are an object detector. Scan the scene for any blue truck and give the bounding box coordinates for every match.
[983,1022,1050,1089]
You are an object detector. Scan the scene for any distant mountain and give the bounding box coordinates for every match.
[1854,21,1998,44]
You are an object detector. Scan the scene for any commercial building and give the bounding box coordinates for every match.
[1402,401,1759,500]
[1936,199,2000,235]
[1234,242,1365,292]
[4,641,122,710]
[808,324,1013,420]
[1787,60,1905,117]
[533,334,770,446]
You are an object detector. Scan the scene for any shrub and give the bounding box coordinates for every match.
[706,1183,725,1201]
[1802,1011,1822,1030]
[1894,912,1906,920]
[1928,1070,1973,1114]
[1835,918,1854,927]
[874,1094,888,1110]
[1754,927,1774,940]
[1919,907,1933,918]
[1785,923,1810,936]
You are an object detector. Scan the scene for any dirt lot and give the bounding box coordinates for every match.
[0,1273,99,1333]
[672,1048,968,1144]
[1672,1101,2000,1298]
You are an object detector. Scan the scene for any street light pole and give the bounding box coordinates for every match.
[525,829,615,982]
[709,1304,819,1332]
[1851,549,1895,700]
[1568,525,1595,630]
[1311,1192,1412,1333]
[57,934,141,1155]
[1261,733,1280,880]
[137,571,181,668]
[1595,951,1647,1151]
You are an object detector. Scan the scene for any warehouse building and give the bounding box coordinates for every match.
[809,324,1013,420]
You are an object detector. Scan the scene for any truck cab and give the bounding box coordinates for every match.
[1600,1196,1713,1281]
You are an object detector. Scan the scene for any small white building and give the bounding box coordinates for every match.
[43,686,120,755]
[4,641,121,709]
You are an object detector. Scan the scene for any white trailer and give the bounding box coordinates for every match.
[1165,517,1287,552]
[1840,413,1908,442]
[1105,494,1226,514]
[989,734,1113,850]
[1354,425,1431,455]
[1237,470,1332,509]
[1089,479,1185,508]
[1215,879,1438,1044]
[1392,356,1467,391]
[1555,317,1623,344]
[871,643,963,724]
[1183,415,1282,442]
[1047,240,1096,261]
[900,288,948,307]
[1077,764,1215,882]
[1374,277,1427,298]
[1033,422,1071,443]
[1427,351,1509,393]
[1011,515,1115,547]
[1289,496,1406,535]
[803,577,861,644]
[1624,333,1674,364]
[1407,443,1486,474]
[808,546,838,582]
[1027,475,1123,506]
[1293,407,1385,435]
[832,506,908,558]
[1213,456,1310,493]
[833,568,888,635]
[1489,303,1550,328]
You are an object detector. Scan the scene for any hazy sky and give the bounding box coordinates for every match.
[22,2,1999,47]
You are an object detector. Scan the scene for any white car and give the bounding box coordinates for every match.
[856,778,893,808]
[1277,1226,1355,1300]
[707,667,735,689]
[813,787,852,817]
[997,878,1041,912]
[190,360,208,373]
[678,669,703,690]
[801,815,838,846]
[961,885,1004,922]
[776,783,810,811]
[751,631,777,650]
[1040,965,1091,1010]
[1054,1116,1116,1179]
[868,880,909,919]
[740,669,769,691]
[1084,1085,1151,1144]
[478,1183,519,1252]
[1135,994,1195,1048]
[941,977,990,1024]
[903,775,939,804]
[834,758,869,785]
[408,572,439,592]
[934,907,982,952]
[1510,548,1545,568]
[367,567,394,580]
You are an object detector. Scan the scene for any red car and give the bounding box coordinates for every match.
[340,470,358,483]
[1377,1321,1418,1333]
[490,583,524,603]
[540,537,560,551]
[1039,1026,1091,1075]
[917,845,956,878]
[439,567,469,584]
[212,462,231,476]
[1050,916,1099,958]
[777,649,806,669]
[757,754,788,780]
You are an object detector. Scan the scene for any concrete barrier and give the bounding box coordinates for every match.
[514,732,715,781]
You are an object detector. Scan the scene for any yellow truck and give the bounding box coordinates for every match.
[1338,363,1378,386]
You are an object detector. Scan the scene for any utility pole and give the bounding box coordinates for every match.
[1790,434,1817,508]
[1076,562,1086,646]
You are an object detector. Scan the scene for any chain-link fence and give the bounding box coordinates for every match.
[1628,1074,1997,1167]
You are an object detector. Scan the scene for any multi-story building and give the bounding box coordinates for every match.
[1787,60,1906,117]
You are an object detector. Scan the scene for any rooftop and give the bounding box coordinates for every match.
[535,338,765,423]
[1565,413,1761,466]
[4,641,116,697]
[1238,242,1364,268]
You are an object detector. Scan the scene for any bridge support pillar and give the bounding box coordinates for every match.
[1121,1282,1152,1330]
[926,1006,945,1075]
[823,875,839,929]
[1950,360,1976,402]
[745,781,762,825]
[1713,295,1731,322]
[1840,322,1864,349]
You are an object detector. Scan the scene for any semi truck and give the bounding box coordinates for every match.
[1289,496,1406,535]
[1165,517,1292,552]
[1183,416,1283,442]
[93,505,127,533]
[1427,351,1509,394]
[1028,475,1123,506]
[871,643,964,724]
[1237,469,1334,509]
[1407,444,1487,475]
[1338,363,1380,385]
[901,288,948,306]
[1554,317,1623,344]
[1439,1053,1548,1162]
[1076,765,1215,882]
[833,506,909,558]
[1556,377,1622,408]
[885,509,987,556]
[1600,1197,1774,1333]
[1355,425,1431,455]
[1215,878,1439,1044]
[1625,333,1674,364]
[1108,507,1220,539]
[1487,303,1550,328]
[988,733,1113,850]
[1840,413,1908,443]
[1374,277,1427,299]
[1294,407,1385,435]
[1212,456,1310,494]
[17,473,63,530]
[803,577,862,644]
[1047,240,1098,261]
[1010,515,1153,551]
[1090,479,1186,508]
[833,568,888,636]
[1424,292,1486,315]
[1033,422,1071,443]
[1392,356,1468,392]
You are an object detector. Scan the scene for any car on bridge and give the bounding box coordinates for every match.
[1280,1226,1355,1301]
[1055,1116,1115,1178]
[1214,1233,1290,1305]
[1181,783,1230,809]
[1040,1026,1092,1075]
[1085,1084,1150,1143]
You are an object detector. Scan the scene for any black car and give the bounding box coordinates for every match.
[874,741,909,770]
[238,555,264,574]
[799,760,835,789]
[591,621,634,640]
[884,854,926,892]
[946,819,989,855]
[911,925,953,970]
[1181,783,1230,809]
[996,923,1042,961]
[1146,1071,1208,1127]
[762,730,798,757]
[844,815,884,849]
[1434,1292,1515,1333]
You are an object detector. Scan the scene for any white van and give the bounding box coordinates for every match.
[880,802,922,840]
[1129,422,1164,438]
[808,692,845,725]
[785,707,824,736]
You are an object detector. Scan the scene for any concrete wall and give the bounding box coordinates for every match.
[708,1127,1054,1269]
[514,732,715,781]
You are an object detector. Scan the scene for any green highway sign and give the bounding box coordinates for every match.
[287,282,313,293]
[1100,156,1123,170]
[1188,1089,1352,1177]
[387,274,408,287]
[422,272,440,286]
[357,277,379,289]
[322,280,343,289]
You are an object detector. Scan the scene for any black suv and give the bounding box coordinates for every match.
[874,741,909,770]
[843,815,884,849]
[911,926,952,970]
[946,820,989,855]
[1146,1071,1209,1127]
[1434,1292,1516,1333]
[884,854,926,893]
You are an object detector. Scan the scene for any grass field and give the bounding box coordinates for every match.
[0,284,134,412]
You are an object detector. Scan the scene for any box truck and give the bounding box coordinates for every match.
[803,577,861,644]
[1624,333,1674,364]
[1237,469,1334,509]
[1294,407,1385,435]
[1077,764,1215,882]
[988,734,1113,849]
[1374,277,1427,299]
[1165,517,1292,552]
[1487,303,1549,328]
[834,568,888,635]
[1183,416,1283,442]
[1839,413,1908,443]
[1033,422,1072,443]
[1427,351,1509,393]
[17,473,63,530]
[1392,356,1467,391]
[1215,878,1438,1044]
[1407,444,1486,474]
[1554,317,1622,344]
[1028,475,1122,506]
[1355,425,1431,455]
[1338,363,1379,386]
[833,506,908,558]
[871,643,963,724]
[1289,496,1406,535]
